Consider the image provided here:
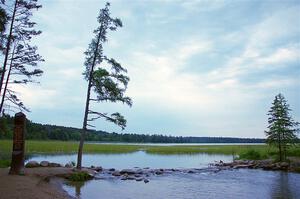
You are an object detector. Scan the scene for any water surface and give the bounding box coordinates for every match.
[64,169,300,199]
[27,151,233,169]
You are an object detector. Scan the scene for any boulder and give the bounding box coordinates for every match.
[40,161,49,167]
[144,179,149,183]
[279,162,289,168]
[25,161,39,168]
[120,169,136,175]
[94,166,103,172]
[49,162,62,167]
[65,163,74,168]
[233,165,249,169]
[112,171,121,176]
[136,177,143,182]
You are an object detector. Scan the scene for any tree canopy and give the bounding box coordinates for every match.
[265,93,299,161]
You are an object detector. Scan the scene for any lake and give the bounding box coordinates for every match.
[26,151,300,199]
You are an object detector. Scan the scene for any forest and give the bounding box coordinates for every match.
[0,114,265,143]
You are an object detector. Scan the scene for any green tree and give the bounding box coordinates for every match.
[0,0,43,114]
[265,93,299,161]
[77,2,132,169]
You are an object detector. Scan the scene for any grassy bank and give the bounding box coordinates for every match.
[1,140,299,162]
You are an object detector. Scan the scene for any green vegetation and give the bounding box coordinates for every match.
[68,171,93,181]
[0,140,140,154]
[0,140,299,157]
[265,93,299,161]
[238,149,266,160]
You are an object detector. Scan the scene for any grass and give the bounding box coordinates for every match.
[0,140,141,154]
[0,140,299,163]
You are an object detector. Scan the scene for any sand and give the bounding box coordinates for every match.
[0,167,74,199]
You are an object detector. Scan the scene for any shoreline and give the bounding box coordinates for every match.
[0,167,73,199]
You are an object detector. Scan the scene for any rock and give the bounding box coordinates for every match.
[144,179,149,183]
[136,177,143,181]
[155,170,163,175]
[127,176,136,180]
[109,168,115,172]
[135,169,144,174]
[233,165,249,169]
[65,163,74,168]
[94,166,103,172]
[25,161,39,168]
[49,162,62,167]
[143,167,150,169]
[279,162,289,168]
[134,174,141,178]
[120,169,136,175]
[112,171,121,176]
[40,161,49,167]
[121,176,127,180]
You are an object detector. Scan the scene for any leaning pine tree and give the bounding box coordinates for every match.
[265,93,299,162]
[77,2,132,169]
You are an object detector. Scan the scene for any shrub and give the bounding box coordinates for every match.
[239,149,262,160]
[68,171,93,182]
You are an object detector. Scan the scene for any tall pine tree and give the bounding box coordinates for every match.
[77,2,132,169]
[0,0,43,113]
[265,93,299,161]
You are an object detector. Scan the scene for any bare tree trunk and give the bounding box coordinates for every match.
[0,0,17,97]
[77,26,102,169]
[0,45,16,113]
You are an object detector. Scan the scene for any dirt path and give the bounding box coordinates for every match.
[0,168,73,199]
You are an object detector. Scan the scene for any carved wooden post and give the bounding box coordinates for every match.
[9,112,26,175]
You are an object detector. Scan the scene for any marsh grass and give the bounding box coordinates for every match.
[0,140,299,161]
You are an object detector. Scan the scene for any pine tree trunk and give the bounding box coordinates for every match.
[0,0,17,98]
[77,26,102,169]
[0,45,15,113]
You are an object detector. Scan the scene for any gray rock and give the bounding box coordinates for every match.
[136,177,143,182]
[112,171,121,176]
[127,176,136,180]
[65,163,74,168]
[49,162,62,167]
[120,169,136,175]
[25,161,39,168]
[121,176,127,180]
[279,162,289,167]
[144,179,149,183]
[155,170,163,175]
[109,168,115,172]
[94,166,103,172]
[40,161,49,167]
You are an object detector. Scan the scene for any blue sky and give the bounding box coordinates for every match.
[9,0,300,138]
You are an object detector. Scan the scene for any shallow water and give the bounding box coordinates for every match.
[27,152,300,199]
[27,151,233,169]
[63,169,300,199]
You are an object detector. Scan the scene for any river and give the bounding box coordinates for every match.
[26,151,300,199]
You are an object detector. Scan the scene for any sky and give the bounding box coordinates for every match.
[6,0,300,138]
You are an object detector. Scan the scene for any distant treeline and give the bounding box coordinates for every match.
[0,115,265,143]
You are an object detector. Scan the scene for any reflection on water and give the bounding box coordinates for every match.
[271,172,296,199]
[64,169,300,199]
[27,151,233,169]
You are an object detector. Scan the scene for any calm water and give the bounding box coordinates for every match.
[27,151,300,199]
[63,169,300,199]
[26,151,233,169]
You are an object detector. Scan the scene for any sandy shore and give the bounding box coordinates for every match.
[0,167,73,199]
